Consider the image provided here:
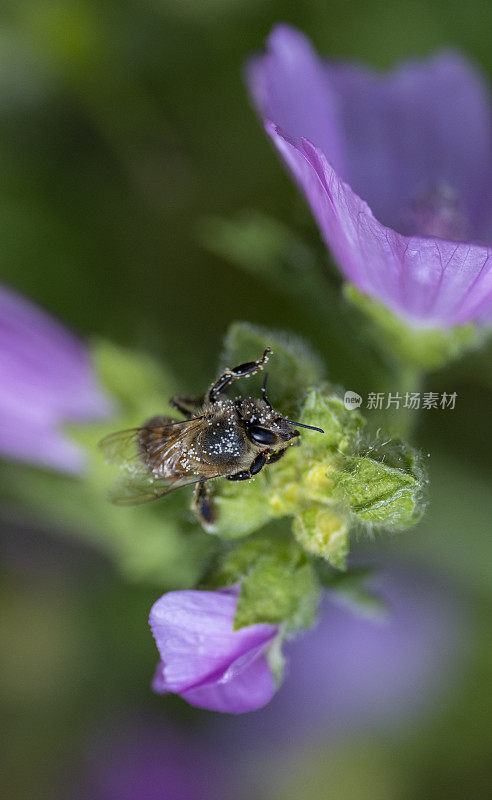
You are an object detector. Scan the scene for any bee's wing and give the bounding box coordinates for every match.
[106,472,201,506]
[98,419,201,472]
[98,420,203,506]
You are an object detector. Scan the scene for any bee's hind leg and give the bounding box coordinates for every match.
[193,478,216,531]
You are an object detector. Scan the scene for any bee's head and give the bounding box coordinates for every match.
[235,397,299,447]
[235,370,325,448]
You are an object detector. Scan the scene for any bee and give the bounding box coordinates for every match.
[99,348,324,529]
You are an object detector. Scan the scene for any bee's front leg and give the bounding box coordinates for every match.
[192,478,216,530]
[226,451,270,481]
[267,447,289,465]
[207,348,271,403]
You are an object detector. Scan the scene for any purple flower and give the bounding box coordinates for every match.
[0,284,112,473]
[247,25,492,327]
[149,587,278,713]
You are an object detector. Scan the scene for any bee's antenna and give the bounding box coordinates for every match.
[261,373,273,409]
[285,420,325,434]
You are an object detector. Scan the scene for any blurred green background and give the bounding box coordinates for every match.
[1,1,492,798]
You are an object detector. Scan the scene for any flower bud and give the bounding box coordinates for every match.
[149,587,278,713]
[293,506,348,569]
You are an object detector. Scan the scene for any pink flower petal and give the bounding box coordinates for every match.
[247,25,492,327]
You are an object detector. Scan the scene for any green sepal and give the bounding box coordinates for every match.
[345,284,484,370]
[202,530,320,634]
[265,635,286,686]
[332,441,427,528]
[235,557,319,633]
[315,564,388,620]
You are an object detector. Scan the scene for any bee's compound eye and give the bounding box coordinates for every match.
[247,424,277,446]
